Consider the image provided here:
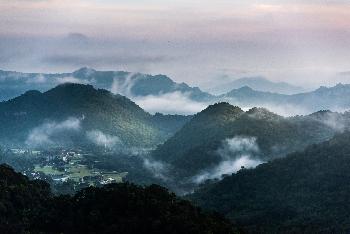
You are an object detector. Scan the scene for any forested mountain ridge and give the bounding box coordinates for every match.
[151,103,345,191]
[0,83,190,148]
[189,131,350,233]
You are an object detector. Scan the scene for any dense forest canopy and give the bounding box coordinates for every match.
[152,102,346,192]
[189,132,350,233]
[0,164,237,234]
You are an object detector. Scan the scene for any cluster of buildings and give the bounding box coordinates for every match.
[10,148,125,187]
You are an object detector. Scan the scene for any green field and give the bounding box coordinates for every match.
[66,164,94,182]
[34,164,127,183]
[34,165,63,175]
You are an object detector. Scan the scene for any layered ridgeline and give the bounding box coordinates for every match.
[189,132,350,233]
[3,68,350,116]
[0,83,191,148]
[0,68,213,102]
[151,103,349,191]
[220,83,350,114]
[211,76,304,95]
[0,164,237,234]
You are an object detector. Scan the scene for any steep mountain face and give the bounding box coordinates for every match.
[221,83,350,114]
[151,103,340,190]
[213,76,303,94]
[0,83,190,148]
[0,68,213,102]
[189,132,350,233]
[0,164,238,234]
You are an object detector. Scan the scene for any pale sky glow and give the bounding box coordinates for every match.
[1,0,350,88]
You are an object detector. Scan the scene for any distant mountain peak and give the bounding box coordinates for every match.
[211,76,304,95]
[237,85,254,91]
[315,83,350,93]
[224,86,256,96]
[73,67,96,77]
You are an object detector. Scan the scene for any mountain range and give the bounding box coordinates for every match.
[2,68,350,116]
[220,84,350,115]
[211,76,304,94]
[0,68,213,102]
[2,74,350,232]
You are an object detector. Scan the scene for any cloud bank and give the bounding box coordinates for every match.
[3,0,350,87]
[143,157,170,181]
[134,92,208,115]
[86,130,121,148]
[26,117,81,147]
[192,136,264,184]
[111,73,137,97]
[110,73,208,115]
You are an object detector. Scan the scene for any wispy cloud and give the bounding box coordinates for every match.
[192,136,264,184]
[26,117,81,147]
[143,157,170,181]
[86,130,122,148]
[134,91,208,115]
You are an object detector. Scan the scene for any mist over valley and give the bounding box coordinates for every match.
[2,0,350,233]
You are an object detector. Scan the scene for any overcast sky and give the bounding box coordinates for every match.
[1,0,350,88]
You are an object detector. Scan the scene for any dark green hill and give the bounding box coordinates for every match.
[0,164,237,234]
[0,83,190,148]
[153,103,245,163]
[190,132,350,233]
[152,103,339,190]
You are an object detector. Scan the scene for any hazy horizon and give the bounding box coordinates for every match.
[1,0,350,89]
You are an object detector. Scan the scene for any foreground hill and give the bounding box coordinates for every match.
[0,164,237,234]
[190,132,350,233]
[0,83,190,148]
[152,103,343,191]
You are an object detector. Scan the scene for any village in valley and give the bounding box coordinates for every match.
[7,147,128,190]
